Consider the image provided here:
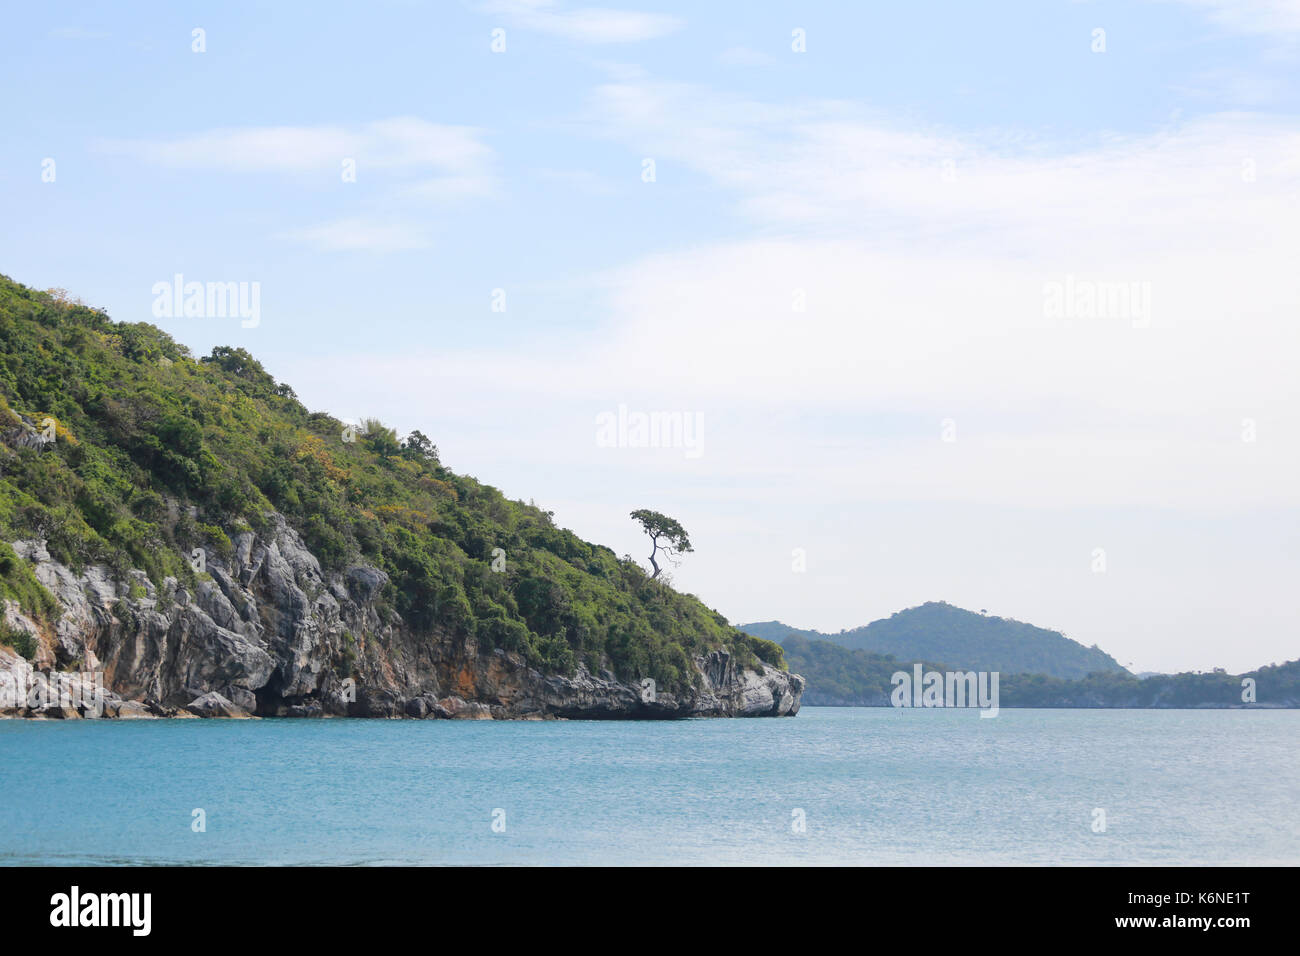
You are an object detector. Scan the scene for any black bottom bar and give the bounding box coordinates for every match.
[3,865,1284,943]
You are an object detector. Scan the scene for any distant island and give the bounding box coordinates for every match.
[743,602,1126,680]
[742,603,1299,708]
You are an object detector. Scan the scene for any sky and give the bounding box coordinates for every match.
[2,1,1298,674]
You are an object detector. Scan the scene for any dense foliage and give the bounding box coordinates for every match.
[745,601,1125,680]
[779,634,1299,708]
[997,660,1300,708]
[0,275,784,689]
[777,635,942,704]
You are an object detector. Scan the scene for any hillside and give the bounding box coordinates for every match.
[0,275,798,719]
[776,635,944,706]
[778,634,1300,708]
[743,601,1125,680]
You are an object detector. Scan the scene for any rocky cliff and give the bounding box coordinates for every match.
[0,514,803,720]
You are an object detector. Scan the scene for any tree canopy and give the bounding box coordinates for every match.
[630,509,693,580]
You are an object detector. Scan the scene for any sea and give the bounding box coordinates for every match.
[1,707,1296,865]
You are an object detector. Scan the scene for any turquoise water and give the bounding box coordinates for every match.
[1,708,1296,865]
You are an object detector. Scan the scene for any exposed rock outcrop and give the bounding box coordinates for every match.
[186,691,253,719]
[0,515,802,720]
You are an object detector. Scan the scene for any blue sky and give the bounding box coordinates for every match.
[3,1,1299,673]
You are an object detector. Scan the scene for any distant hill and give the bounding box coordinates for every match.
[777,635,1300,708]
[742,601,1126,680]
[775,635,940,706]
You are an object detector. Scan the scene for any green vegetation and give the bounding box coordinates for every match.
[776,635,944,704]
[997,660,1300,707]
[0,540,58,621]
[778,633,1300,708]
[745,601,1126,680]
[0,618,37,661]
[0,274,783,691]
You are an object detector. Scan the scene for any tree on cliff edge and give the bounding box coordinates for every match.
[630,509,693,580]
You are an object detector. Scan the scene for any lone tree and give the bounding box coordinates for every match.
[630,509,693,579]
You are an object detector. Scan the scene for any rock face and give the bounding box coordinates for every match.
[0,515,803,720]
[186,691,252,719]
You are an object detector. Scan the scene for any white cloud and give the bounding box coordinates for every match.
[1160,0,1300,35]
[97,118,497,199]
[584,80,1300,249]
[481,0,682,43]
[283,84,1300,514]
[271,78,1299,671]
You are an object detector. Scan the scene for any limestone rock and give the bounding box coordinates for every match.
[5,513,803,721]
[187,691,251,719]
